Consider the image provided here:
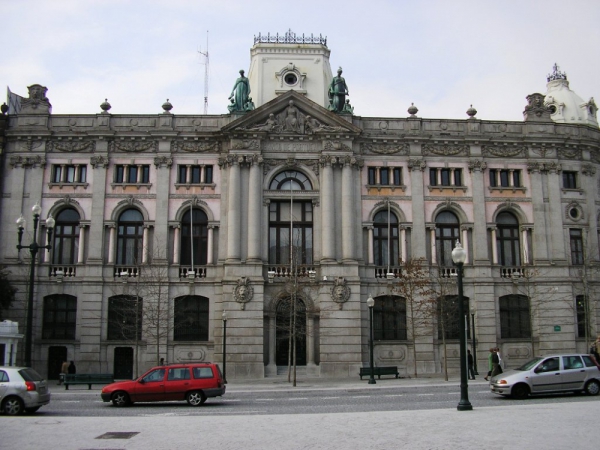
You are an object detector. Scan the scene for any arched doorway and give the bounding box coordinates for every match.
[113,347,134,379]
[275,297,307,366]
[47,346,67,380]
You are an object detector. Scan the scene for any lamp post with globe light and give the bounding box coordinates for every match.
[222,311,227,384]
[452,240,472,411]
[367,294,376,384]
[16,202,55,368]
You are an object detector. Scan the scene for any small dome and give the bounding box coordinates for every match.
[544,64,598,127]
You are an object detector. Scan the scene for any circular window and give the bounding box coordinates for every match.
[284,72,298,86]
[549,105,557,114]
[569,208,579,219]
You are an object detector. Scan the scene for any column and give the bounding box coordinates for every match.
[268,315,276,370]
[490,227,498,264]
[450,168,456,186]
[108,225,116,264]
[508,170,514,187]
[521,226,530,265]
[461,226,469,264]
[173,226,180,264]
[341,157,354,261]
[321,158,335,261]
[200,165,206,183]
[469,159,490,265]
[87,151,109,265]
[207,225,215,265]
[77,224,86,264]
[367,226,374,264]
[142,226,149,264]
[153,152,171,263]
[226,158,241,262]
[186,165,191,184]
[306,316,315,366]
[546,165,567,263]
[124,164,130,182]
[400,226,407,263]
[409,157,427,258]
[247,155,262,262]
[136,165,142,183]
[430,226,437,264]
[436,168,441,186]
[528,163,549,263]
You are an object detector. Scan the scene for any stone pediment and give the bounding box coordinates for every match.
[222,91,361,136]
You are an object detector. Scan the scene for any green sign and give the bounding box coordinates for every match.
[554,325,561,332]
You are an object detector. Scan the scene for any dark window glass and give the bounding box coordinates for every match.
[373,210,399,266]
[570,229,584,265]
[174,296,209,341]
[269,201,313,264]
[141,165,150,183]
[368,167,376,185]
[52,166,62,183]
[107,295,142,341]
[496,212,520,266]
[52,208,80,264]
[393,168,402,186]
[179,166,187,183]
[205,166,213,183]
[454,169,462,186]
[512,170,520,187]
[489,169,497,187]
[380,168,390,185]
[576,295,588,339]
[43,294,77,340]
[500,170,509,187]
[499,294,531,339]
[563,171,577,189]
[437,295,470,340]
[440,169,450,186]
[191,166,201,183]
[373,295,407,340]
[429,169,437,186]
[128,166,138,183]
[79,166,87,183]
[117,209,144,265]
[435,211,460,266]
[180,209,208,265]
[115,166,125,183]
[269,170,312,190]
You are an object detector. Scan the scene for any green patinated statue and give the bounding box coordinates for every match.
[228,70,251,113]
[328,67,349,113]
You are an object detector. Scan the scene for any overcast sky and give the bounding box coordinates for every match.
[3,0,599,121]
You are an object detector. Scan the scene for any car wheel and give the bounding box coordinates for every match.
[2,396,24,415]
[111,392,131,407]
[24,406,41,414]
[585,380,600,396]
[511,383,530,399]
[186,390,206,406]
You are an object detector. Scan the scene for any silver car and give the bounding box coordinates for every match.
[0,367,51,415]
[490,354,600,399]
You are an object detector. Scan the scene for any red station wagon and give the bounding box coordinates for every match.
[101,362,225,406]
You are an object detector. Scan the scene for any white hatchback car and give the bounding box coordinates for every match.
[0,367,51,415]
[490,354,600,399]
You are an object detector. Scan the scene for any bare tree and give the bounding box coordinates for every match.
[0,267,18,321]
[393,258,435,378]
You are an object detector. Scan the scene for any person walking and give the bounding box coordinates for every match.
[467,350,476,380]
[68,361,76,375]
[484,348,494,381]
[58,360,69,385]
[491,348,502,378]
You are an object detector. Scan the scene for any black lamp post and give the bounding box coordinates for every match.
[471,310,478,375]
[222,311,227,384]
[452,240,472,411]
[16,202,55,368]
[367,294,376,385]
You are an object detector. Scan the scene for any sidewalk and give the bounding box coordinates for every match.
[4,376,596,450]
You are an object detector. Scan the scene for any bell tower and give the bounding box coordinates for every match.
[247,30,333,109]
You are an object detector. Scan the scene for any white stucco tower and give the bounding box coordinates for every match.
[247,30,333,108]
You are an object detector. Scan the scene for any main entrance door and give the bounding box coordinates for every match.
[47,346,67,380]
[113,347,134,379]
[275,297,307,366]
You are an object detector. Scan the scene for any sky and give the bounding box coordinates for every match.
[3,0,600,121]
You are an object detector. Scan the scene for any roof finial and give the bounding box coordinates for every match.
[547,63,567,82]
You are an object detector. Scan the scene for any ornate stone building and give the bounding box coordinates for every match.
[1,33,599,379]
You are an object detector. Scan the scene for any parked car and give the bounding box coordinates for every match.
[490,353,600,399]
[0,367,51,415]
[101,362,225,406]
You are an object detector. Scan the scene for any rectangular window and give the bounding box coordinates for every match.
[380,168,390,185]
[393,168,402,186]
[179,166,187,183]
[205,166,213,183]
[500,295,531,339]
[563,171,577,189]
[429,168,437,186]
[512,170,520,187]
[440,169,450,186]
[115,165,150,184]
[368,167,377,185]
[177,165,214,184]
[373,296,407,340]
[454,169,462,186]
[570,229,584,265]
[430,168,462,186]
[42,295,77,340]
[191,166,201,183]
[490,169,522,188]
[107,296,143,341]
[51,165,87,184]
[174,296,209,341]
[438,296,470,340]
[576,295,588,339]
[52,166,62,183]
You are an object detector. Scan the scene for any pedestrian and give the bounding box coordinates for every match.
[590,336,600,362]
[160,358,165,366]
[496,346,504,372]
[58,360,69,385]
[68,360,76,375]
[491,348,502,378]
[467,350,475,380]
[484,348,494,381]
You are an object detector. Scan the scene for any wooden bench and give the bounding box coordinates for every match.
[359,366,399,380]
[64,374,114,390]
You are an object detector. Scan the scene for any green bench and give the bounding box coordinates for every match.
[359,366,399,380]
[64,373,114,390]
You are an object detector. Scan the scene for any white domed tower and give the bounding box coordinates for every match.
[544,63,598,127]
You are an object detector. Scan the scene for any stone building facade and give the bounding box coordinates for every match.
[1,34,599,379]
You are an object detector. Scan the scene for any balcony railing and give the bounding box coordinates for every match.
[115,266,140,279]
[179,267,207,279]
[500,266,525,279]
[374,266,403,279]
[267,265,317,279]
[48,265,77,279]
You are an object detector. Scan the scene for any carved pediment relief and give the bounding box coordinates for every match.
[49,140,96,153]
[222,91,361,137]
[109,139,157,153]
[361,142,409,155]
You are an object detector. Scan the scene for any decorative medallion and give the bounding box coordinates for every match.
[467,160,487,172]
[233,277,254,310]
[90,155,109,169]
[330,277,350,309]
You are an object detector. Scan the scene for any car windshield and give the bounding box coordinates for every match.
[19,368,44,381]
[516,357,544,371]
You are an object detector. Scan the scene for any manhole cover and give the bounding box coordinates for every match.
[96,431,140,440]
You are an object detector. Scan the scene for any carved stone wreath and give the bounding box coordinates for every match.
[233,277,254,310]
[330,277,350,309]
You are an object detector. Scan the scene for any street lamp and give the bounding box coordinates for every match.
[367,294,376,385]
[16,202,55,368]
[451,240,472,411]
[470,309,478,375]
[222,310,227,384]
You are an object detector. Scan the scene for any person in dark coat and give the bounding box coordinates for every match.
[68,361,76,374]
[467,350,476,380]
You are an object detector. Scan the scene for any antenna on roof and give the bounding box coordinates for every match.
[198,31,209,114]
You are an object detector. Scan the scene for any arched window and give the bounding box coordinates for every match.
[107,295,143,341]
[373,295,407,340]
[180,209,208,265]
[117,209,144,265]
[499,294,530,339]
[497,212,520,266]
[373,210,399,266]
[268,171,313,265]
[43,294,77,340]
[437,295,470,340]
[174,296,209,341]
[435,211,460,266]
[52,208,80,264]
